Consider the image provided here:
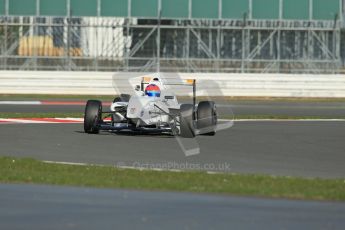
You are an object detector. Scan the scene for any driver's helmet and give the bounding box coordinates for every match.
[145,84,161,97]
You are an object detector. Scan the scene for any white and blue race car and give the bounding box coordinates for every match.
[84,75,217,138]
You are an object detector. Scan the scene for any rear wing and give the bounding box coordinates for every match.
[141,77,196,109]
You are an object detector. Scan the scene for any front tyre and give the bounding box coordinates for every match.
[84,100,102,134]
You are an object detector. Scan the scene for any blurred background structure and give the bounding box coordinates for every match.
[0,0,344,73]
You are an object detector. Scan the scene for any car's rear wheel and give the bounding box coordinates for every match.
[84,100,102,134]
[179,104,195,138]
[197,101,217,136]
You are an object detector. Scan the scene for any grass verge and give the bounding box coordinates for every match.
[0,157,344,201]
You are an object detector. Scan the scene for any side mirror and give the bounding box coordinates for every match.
[135,85,140,91]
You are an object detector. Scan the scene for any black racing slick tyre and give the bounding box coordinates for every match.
[84,100,102,134]
[197,101,217,136]
[179,104,195,138]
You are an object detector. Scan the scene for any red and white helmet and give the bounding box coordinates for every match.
[145,84,161,97]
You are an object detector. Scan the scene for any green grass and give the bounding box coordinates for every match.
[0,157,344,201]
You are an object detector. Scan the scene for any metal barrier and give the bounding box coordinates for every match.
[1,71,345,97]
[0,14,343,73]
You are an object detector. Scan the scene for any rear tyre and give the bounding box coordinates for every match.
[84,100,102,134]
[179,104,195,138]
[197,101,217,136]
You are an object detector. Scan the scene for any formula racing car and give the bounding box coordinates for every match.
[84,76,217,138]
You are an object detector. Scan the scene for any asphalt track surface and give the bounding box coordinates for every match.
[2,100,345,117]
[1,184,345,230]
[1,121,344,178]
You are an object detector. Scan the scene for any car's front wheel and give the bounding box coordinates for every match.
[84,100,102,134]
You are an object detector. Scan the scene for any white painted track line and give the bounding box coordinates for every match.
[0,101,42,105]
[43,160,225,174]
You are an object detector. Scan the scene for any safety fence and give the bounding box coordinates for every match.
[1,71,345,97]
